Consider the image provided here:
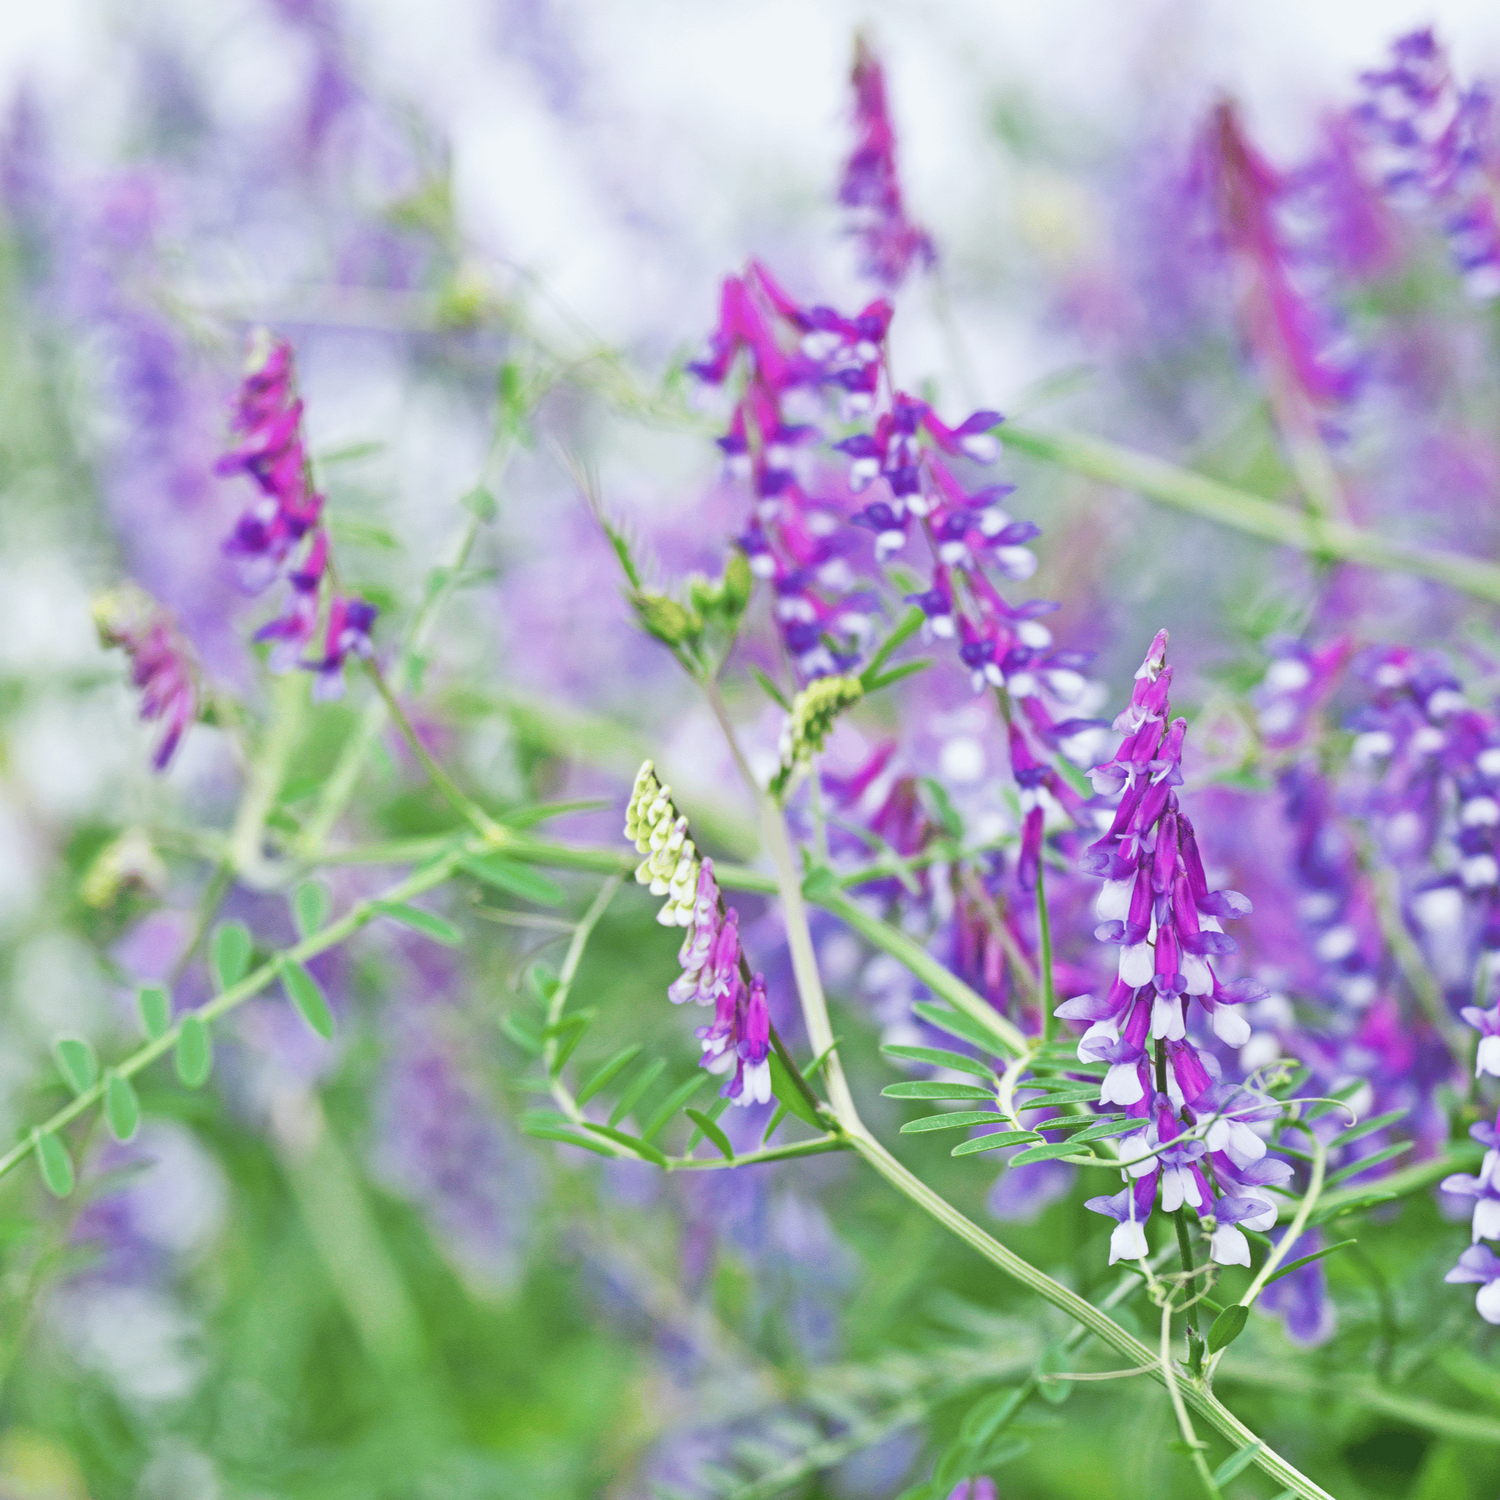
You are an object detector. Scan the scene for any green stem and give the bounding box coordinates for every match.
[816,886,1027,1058]
[364,658,505,841]
[1004,423,1500,605]
[1174,1208,1204,1373]
[544,875,624,1125]
[1156,1294,1223,1500]
[228,670,305,885]
[0,843,474,1183]
[1035,862,1056,1043]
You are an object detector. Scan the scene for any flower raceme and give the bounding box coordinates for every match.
[93,586,200,770]
[216,329,377,698]
[839,37,935,290]
[1064,631,1293,1266]
[625,762,771,1105]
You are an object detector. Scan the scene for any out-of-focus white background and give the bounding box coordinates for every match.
[8,0,1500,351]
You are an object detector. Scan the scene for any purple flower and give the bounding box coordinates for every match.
[1446,1243,1500,1323]
[946,1481,998,1500]
[1069,632,1297,1267]
[839,39,935,289]
[93,586,200,769]
[1441,1118,1500,1241]
[304,592,378,700]
[1357,29,1500,297]
[217,331,324,591]
[1199,100,1356,409]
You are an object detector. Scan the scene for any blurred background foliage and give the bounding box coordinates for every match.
[3,2,1500,1499]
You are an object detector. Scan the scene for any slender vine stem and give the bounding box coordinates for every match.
[1004,422,1500,605]
[0,843,475,1182]
[1035,861,1056,1042]
[544,875,624,1125]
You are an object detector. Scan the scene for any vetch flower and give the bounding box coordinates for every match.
[93,585,200,770]
[1446,1243,1500,1323]
[839,37,935,289]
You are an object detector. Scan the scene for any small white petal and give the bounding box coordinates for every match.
[1477,1279,1500,1324]
[1109,1220,1149,1265]
[1210,1225,1251,1267]
[1210,1006,1251,1046]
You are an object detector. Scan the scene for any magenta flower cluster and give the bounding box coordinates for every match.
[1065,632,1294,1266]
[216,332,377,698]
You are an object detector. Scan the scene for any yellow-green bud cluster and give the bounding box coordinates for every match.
[773,675,865,794]
[624,761,701,926]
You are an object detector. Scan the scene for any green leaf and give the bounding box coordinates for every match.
[911,1002,1011,1058]
[211,921,252,991]
[1212,1440,1264,1486]
[761,1101,790,1145]
[751,668,791,711]
[1323,1142,1411,1189]
[919,777,963,839]
[1016,1087,1100,1109]
[951,1130,1042,1156]
[882,1081,995,1101]
[684,1108,733,1161]
[1206,1303,1249,1353]
[861,659,933,694]
[769,1052,823,1128]
[576,1044,644,1107]
[1010,1140,1090,1166]
[1057,1117,1140,1144]
[901,1110,1010,1134]
[375,901,464,945]
[137,984,171,1040]
[522,1122,616,1158]
[54,1038,98,1096]
[461,484,498,523]
[500,1014,544,1055]
[860,606,926,685]
[640,1073,710,1142]
[292,880,331,939]
[1037,1342,1073,1404]
[1311,1190,1398,1224]
[460,855,566,906]
[34,1131,73,1197]
[879,1044,994,1079]
[609,1058,666,1128]
[104,1074,140,1142]
[580,1123,668,1167]
[686,1096,730,1150]
[175,1014,212,1088]
[280,959,335,1039]
[501,799,610,830]
[1263,1238,1357,1287]
[799,865,839,902]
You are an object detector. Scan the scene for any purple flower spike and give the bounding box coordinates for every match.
[840,38,935,290]
[1069,632,1293,1268]
[218,329,324,590]
[94,587,200,770]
